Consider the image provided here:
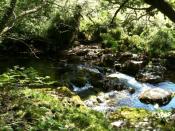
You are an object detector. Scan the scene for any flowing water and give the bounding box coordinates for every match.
[1,56,175,111]
[107,72,175,110]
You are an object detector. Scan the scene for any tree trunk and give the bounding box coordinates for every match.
[0,0,17,34]
[144,0,175,23]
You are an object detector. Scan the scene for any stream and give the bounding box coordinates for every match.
[0,55,175,112]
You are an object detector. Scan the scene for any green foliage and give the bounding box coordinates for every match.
[0,0,174,56]
[47,5,82,48]
[0,66,59,88]
[0,66,111,130]
[101,33,118,48]
[79,2,112,40]
[127,35,145,52]
[108,107,175,130]
[0,87,110,130]
[100,27,123,48]
[10,0,55,37]
[147,29,175,56]
[110,28,122,40]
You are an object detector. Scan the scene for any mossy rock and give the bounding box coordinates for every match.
[0,88,111,130]
[56,86,75,97]
[71,95,85,106]
[109,107,151,123]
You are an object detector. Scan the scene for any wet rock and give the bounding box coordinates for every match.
[128,87,135,94]
[122,60,145,75]
[56,86,75,97]
[84,90,131,112]
[100,54,116,67]
[77,66,102,78]
[139,88,172,106]
[165,51,175,70]
[101,77,127,91]
[96,96,104,103]
[91,80,104,89]
[66,44,104,61]
[136,65,166,83]
[115,52,148,74]
[137,73,163,83]
[114,62,122,71]
[67,55,81,63]
[76,49,89,56]
[76,66,103,86]
[119,52,133,63]
[71,76,87,87]
[108,71,143,91]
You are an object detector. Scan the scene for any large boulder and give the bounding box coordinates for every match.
[136,65,166,83]
[100,54,116,67]
[115,52,148,75]
[139,88,172,106]
[123,60,145,74]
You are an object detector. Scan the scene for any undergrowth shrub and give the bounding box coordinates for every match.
[0,66,58,88]
[147,29,175,56]
[101,33,118,48]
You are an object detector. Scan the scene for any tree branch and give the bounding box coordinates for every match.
[0,1,48,36]
[6,36,40,59]
[16,3,48,20]
[124,6,152,11]
[144,0,175,23]
[110,0,129,25]
[0,0,17,34]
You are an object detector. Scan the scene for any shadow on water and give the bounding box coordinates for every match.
[0,56,76,80]
[0,56,55,76]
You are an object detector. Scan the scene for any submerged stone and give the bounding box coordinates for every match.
[139,88,172,106]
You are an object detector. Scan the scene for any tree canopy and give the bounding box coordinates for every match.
[0,0,174,54]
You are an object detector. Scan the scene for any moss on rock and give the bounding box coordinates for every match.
[56,86,75,97]
[0,87,111,130]
[109,107,150,123]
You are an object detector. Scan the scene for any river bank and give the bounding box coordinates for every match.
[1,43,175,130]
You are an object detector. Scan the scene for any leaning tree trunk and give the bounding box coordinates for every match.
[0,0,17,35]
[144,0,175,23]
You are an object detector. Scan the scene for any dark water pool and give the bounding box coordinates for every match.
[0,56,72,80]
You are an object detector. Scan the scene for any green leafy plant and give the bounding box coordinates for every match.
[0,66,58,88]
[101,33,118,48]
[147,29,175,56]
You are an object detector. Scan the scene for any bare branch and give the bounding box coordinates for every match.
[16,3,48,20]
[6,36,40,59]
